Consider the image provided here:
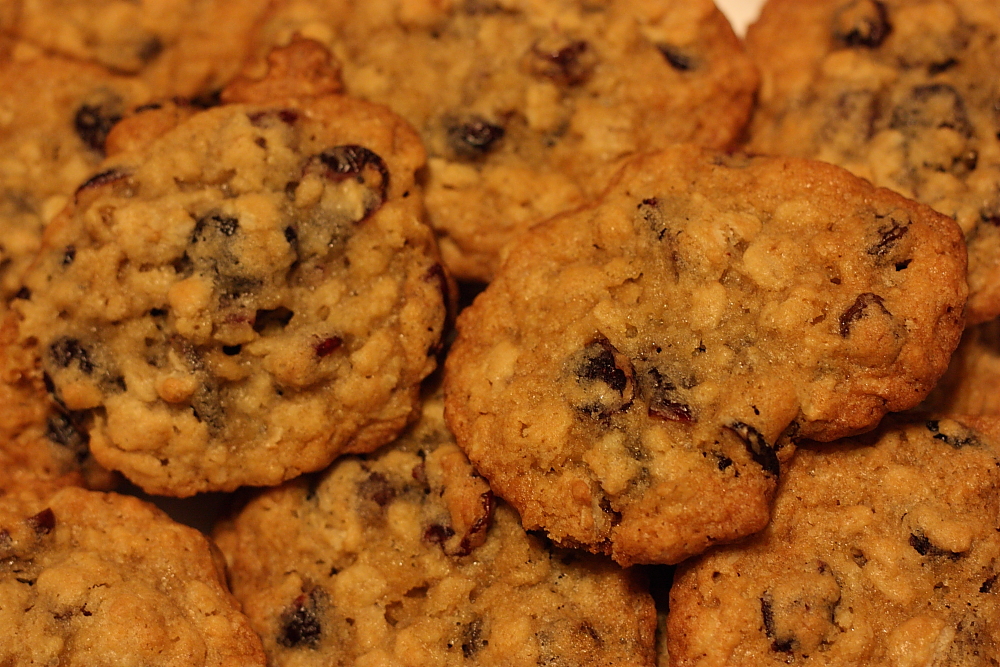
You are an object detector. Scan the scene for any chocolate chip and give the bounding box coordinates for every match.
[725,422,779,477]
[49,338,94,374]
[74,101,123,153]
[657,44,696,71]
[446,117,505,159]
[832,0,891,48]
[529,39,594,86]
[839,292,890,337]
[27,508,55,536]
[277,589,324,648]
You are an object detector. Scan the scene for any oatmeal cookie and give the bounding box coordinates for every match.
[919,317,1000,416]
[214,393,657,667]
[667,416,1000,666]
[0,51,153,307]
[9,46,448,496]
[9,0,270,97]
[444,145,967,566]
[256,0,759,281]
[0,484,266,666]
[746,0,1000,324]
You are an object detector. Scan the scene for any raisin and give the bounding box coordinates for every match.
[74,101,123,153]
[981,574,998,593]
[760,596,793,652]
[909,532,963,560]
[27,508,55,536]
[277,589,324,648]
[190,383,225,432]
[578,339,627,392]
[74,168,131,200]
[925,420,979,448]
[314,337,342,357]
[456,490,495,556]
[313,145,390,205]
[461,618,488,658]
[832,0,891,48]
[49,338,94,374]
[46,412,90,461]
[890,84,972,137]
[715,454,734,472]
[645,368,694,423]
[359,472,396,507]
[867,220,909,257]
[192,212,240,242]
[424,523,455,545]
[657,44,696,71]
[529,39,594,86]
[838,292,890,337]
[446,117,505,159]
[724,422,779,477]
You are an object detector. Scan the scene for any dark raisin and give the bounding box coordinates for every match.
[277,589,324,648]
[74,168,131,200]
[62,246,76,266]
[724,422,779,477]
[832,0,891,48]
[424,523,455,545]
[27,508,55,536]
[529,39,594,86]
[890,84,971,137]
[49,338,94,374]
[74,102,123,153]
[909,532,963,560]
[645,368,694,423]
[314,337,342,357]
[925,420,979,449]
[446,117,505,159]
[578,339,627,392]
[456,490,495,556]
[359,472,396,507]
[867,220,909,257]
[314,145,390,205]
[461,618,488,658]
[657,44,696,71]
[839,292,890,337]
[46,413,90,461]
[715,454,734,472]
[981,574,998,593]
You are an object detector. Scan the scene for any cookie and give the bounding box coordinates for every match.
[9,44,448,496]
[444,145,967,566]
[214,392,657,667]
[667,416,1000,666]
[0,51,153,307]
[256,0,759,281]
[10,0,270,97]
[746,0,1000,324]
[0,484,266,666]
[919,317,1000,416]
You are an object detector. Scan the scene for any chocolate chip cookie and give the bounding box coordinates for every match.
[668,416,1000,666]
[0,484,266,666]
[445,145,967,566]
[214,392,657,667]
[9,45,448,496]
[746,0,1000,324]
[256,0,759,280]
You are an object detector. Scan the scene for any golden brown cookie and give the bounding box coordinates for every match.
[445,145,967,566]
[256,0,759,280]
[746,0,1000,324]
[215,392,657,667]
[7,44,448,496]
[668,416,1000,666]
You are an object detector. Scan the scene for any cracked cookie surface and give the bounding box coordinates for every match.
[747,0,1000,323]
[214,393,657,667]
[256,0,758,280]
[668,416,1000,666]
[9,51,448,496]
[0,485,265,667]
[444,145,967,565]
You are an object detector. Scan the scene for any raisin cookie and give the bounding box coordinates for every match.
[214,392,657,667]
[0,484,266,666]
[9,0,270,97]
[256,0,759,281]
[0,51,153,307]
[444,145,967,566]
[746,0,1000,324]
[668,416,1000,666]
[919,317,1000,416]
[9,47,448,496]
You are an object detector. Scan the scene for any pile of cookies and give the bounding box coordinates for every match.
[1,0,999,664]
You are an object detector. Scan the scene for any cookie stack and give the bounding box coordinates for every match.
[1,0,999,665]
